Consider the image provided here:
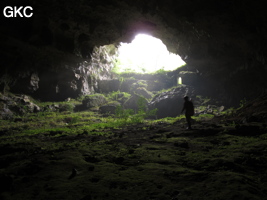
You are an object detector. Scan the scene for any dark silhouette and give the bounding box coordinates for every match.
[181,96,194,129]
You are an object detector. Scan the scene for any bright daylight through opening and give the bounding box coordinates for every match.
[115,34,186,73]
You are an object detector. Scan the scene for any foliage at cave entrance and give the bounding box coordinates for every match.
[102,34,186,74]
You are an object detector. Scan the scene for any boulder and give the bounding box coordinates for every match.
[130,80,148,91]
[0,94,41,118]
[0,108,13,120]
[82,94,107,109]
[58,103,75,112]
[135,87,153,99]
[26,102,41,113]
[124,94,148,112]
[14,95,41,113]
[148,85,195,119]
[99,101,121,114]
[44,104,59,112]
[108,92,130,104]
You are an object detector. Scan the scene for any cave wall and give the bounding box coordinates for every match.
[1,0,267,104]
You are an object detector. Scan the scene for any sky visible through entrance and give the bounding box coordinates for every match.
[117,34,186,73]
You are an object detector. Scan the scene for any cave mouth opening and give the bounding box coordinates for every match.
[113,34,186,74]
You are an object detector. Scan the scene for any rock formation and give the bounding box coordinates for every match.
[1,0,267,106]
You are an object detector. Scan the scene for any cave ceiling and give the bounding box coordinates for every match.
[1,0,267,95]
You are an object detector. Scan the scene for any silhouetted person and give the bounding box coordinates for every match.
[181,96,194,130]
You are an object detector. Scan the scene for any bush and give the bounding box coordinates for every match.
[107,91,131,101]
[115,96,157,124]
[115,105,134,121]
[59,103,75,112]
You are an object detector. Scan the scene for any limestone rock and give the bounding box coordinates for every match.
[149,85,195,119]
[11,73,40,94]
[99,101,121,114]
[135,87,153,99]
[0,108,13,120]
[0,94,41,118]
[124,94,148,112]
[1,0,267,104]
[82,94,107,109]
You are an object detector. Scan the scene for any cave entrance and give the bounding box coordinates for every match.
[113,34,186,74]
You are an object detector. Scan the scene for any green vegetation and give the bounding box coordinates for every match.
[133,97,157,123]
[107,91,131,101]
[1,93,267,200]
[193,113,214,121]
[131,80,148,89]
[152,68,169,75]
[113,96,157,124]
[239,98,247,108]
[221,107,236,116]
[115,106,134,121]
[152,116,185,124]
[112,59,183,75]
[0,95,158,139]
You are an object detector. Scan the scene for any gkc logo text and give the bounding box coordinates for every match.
[3,6,33,18]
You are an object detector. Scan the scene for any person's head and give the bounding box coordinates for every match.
[183,96,189,101]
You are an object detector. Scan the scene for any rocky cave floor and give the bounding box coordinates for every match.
[0,109,267,200]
